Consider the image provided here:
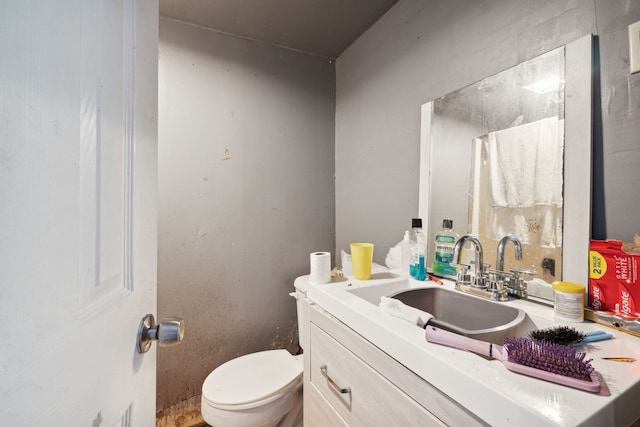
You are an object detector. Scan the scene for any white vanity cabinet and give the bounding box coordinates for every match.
[303,301,486,427]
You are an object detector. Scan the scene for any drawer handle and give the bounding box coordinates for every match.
[320,365,351,395]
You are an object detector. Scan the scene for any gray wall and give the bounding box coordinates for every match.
[157,0,640,410]
[336,0,640,265]
[157,19,335,409]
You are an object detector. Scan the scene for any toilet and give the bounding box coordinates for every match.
[200,279,307,427]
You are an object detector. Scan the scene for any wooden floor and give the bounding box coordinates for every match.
[156,395,208,427]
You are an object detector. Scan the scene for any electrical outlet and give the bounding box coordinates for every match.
[629,20,640,74]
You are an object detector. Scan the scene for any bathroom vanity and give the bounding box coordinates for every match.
[299,274,640,426]
[304,298,484,426]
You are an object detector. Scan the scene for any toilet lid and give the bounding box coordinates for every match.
[202,349,302,408]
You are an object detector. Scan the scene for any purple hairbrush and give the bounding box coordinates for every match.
[425,326,601,393]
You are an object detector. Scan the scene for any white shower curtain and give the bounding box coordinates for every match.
[488,117,563,208]
[483,117,564,248]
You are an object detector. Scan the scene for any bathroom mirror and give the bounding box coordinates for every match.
[419,34,592,300]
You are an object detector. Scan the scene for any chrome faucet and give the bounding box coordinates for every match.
[496,234,522,272]
[452,234,535,301]
[494,234,536,298]
[453,234,486,289]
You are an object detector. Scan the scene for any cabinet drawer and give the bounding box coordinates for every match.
[304,381,348,427]
[309,323,445,427]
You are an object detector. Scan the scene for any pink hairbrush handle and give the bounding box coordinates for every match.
[425,325,504,360]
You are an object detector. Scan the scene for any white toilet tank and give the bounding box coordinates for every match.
[292,275,309,347]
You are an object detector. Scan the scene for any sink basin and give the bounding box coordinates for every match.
[389,287,530,344]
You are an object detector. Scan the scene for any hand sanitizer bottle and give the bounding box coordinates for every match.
[409,218,427,280]
[432,219,458,277]
[400,230,411,275]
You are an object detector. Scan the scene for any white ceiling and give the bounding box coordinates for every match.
[159,0,399,58]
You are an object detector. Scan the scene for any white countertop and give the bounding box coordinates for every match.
[300,271,640,427]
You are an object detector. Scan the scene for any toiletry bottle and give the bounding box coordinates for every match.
[409,218,427,280]
[432,219,459,277]
[400,230,411,275]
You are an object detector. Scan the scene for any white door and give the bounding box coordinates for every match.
[0,1,159,425]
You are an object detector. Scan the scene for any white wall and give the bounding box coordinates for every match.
[157,18,335,409]
[336,0,640,265]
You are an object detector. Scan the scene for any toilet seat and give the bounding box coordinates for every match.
[202,349,303,411]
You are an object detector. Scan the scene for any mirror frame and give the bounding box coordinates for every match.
[419,34,593,289]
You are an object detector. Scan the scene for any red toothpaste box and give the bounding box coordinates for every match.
[589,237,640,317]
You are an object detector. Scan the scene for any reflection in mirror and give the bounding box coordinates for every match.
[419,35,593,301]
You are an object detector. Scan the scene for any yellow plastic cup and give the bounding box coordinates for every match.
[350,243,374,280]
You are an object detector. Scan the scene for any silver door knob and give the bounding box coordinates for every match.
[136,313,185,353]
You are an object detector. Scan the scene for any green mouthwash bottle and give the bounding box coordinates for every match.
[432,219,458,277]
[409,218,427,280]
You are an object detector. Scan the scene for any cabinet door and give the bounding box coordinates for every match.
[305,381,349,427]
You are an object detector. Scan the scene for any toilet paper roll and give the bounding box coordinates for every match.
[309,252,331,285]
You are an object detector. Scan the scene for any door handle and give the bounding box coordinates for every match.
[136,314,185,353]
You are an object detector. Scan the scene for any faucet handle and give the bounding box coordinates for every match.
[489,279,509,302]
[451,262,471,277]
[487,269,513,279]
[450,262,470,271]
[506,268,536,299]
[451,263,472,286]
[469,260,491,272]
[510,267,537,277]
